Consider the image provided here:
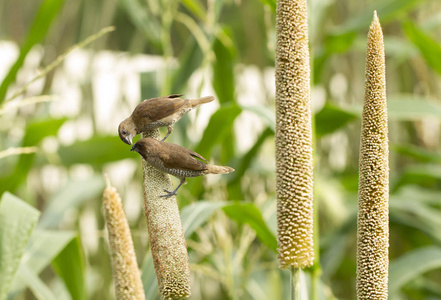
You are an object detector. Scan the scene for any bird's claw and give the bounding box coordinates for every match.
[159,189,177,198]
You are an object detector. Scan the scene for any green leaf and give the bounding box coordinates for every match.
[404,21,441,75]
[23,118,68,147]
[195,104,242,157]
[258,0,276,13]
[228,127,273,198]
[316,0,424,83]
[188,104,241,197]
[9,230,76,296]
[53,236,86,300]
[170,39,203,93]
[14,264,57,300]
[140,254,160,300]
[181,0,206,20]
[394,164,441,191]
[0,0,65,103]
[0,192,40,299]
[389,246,441,295]
[241,105,275,132]
[390,195,441,243]
[383,36,418,62]
[181,201,228,237]
[57,135,134,167]
[0,118,67,195]
[140,72,159,100]
[119,0,161,50]
[222,203,277,252]
[388,97,441,120]
[349,95,441,121]
[213,29,236,104]
[393,144,441,163]
[393,185,440,205]
[315,102,358,137]
[313,32,357,83]
[333,0,424,35]
[323,31,358,54]
[39,176,105,228]
[24,230,76,273]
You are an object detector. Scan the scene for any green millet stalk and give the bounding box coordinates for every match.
[141,129,191,299]
[356,11,389,300]
[103,177,146,300]
[275,0,314,269]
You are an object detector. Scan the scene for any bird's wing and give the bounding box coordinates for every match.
[160,144,208,171]
[134,95,188,122]
[188,150,208,163]
[165,94,183,99]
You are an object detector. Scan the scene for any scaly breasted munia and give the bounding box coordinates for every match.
[130,138,234,197]
[119,94,214,145]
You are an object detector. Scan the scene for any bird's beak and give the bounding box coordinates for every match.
[130,144,136,152]
[125,134,133,145]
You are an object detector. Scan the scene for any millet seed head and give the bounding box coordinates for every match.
[356,11,389,300]
[103,179,146,300]
[275,0,314,269]
[141,129,191,299]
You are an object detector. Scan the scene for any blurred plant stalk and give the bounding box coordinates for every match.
[356,11,389,300]
[0,147,37,160]
[103,175,145,299]
[3,26,114,103]
[275,0,314,297]
[141,129,191,299]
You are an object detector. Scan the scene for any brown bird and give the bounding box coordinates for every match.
[119,94,215,145]
[130,138,234,198]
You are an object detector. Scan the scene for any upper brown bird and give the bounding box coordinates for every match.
[119,94,215,145]
[131,138,234,198]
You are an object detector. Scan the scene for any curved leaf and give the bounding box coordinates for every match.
[0,118,67,195]
[223,203,277,252]
[404,21,441,75]
[14,264,57,300]
[181,201,228,237]
[53,236,86,300]
[58,135,134,167]
[315,102,358,137]
[195,104,242,157]
[213,29,236,104]
[39,176,105,228]
[0,193,40,299]
[390,246,441,295]
[0,0,65,102]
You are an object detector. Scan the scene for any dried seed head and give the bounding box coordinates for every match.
[357,11,389,300]
[275,0,314,269]
[103,178,145,300]
[141,129,191,299]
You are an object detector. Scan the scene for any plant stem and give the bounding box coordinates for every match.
[291,267,300,300]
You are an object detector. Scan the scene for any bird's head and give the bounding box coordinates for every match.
[130,138,157,159]
[118,119,137,145]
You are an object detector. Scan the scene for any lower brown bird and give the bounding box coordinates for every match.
[131,138,234,198]
[119,94,214,145]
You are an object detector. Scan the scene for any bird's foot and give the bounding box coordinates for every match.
[159,189,177,198]
[160,127,172,142]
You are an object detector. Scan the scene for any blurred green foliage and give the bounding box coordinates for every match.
[1,0,441,299]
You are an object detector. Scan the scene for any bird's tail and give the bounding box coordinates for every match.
[190,96,215,108]
[206,165,235,175]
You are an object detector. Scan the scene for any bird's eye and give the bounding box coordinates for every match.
[122,130,127,135]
